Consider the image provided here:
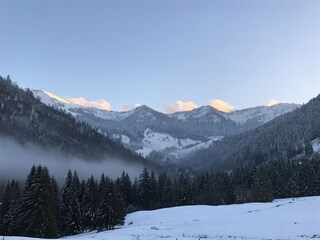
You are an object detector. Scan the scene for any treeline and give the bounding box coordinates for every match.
[0,166,126,238]
[1,155,319,238]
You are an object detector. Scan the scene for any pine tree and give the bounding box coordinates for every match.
[138,168,152,209]
[14,165,59,238]
[177,174,192,206]
[158,173,173,208]
[107,182,125,228]
[253,168,274,202]
[60,170,83,236]
[118,172,132,206]
[97,174,125,231]
[0,179,21,235]
[51,176,61,235]
[150,171,158,208]
[82,175,99,231]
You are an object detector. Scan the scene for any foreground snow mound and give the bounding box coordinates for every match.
[2,197,320,240]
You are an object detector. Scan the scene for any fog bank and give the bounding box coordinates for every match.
[0,137,144,183]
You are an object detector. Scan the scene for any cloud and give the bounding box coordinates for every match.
[120,104,141,112]
[209,99,235,112]
[163,103,178,114]
[268,99,278,107]
[164,101,199,113]
[177,101,198,111]
[67,97,112,111]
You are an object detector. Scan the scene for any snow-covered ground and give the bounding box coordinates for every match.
[136,129,224,158]
[2,196,319,240]
[112,134,131,144]
[173,136,224,157]
[136,129,201,157]
[226,104,300,125]
[311,137,320,153]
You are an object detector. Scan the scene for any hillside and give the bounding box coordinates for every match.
[185,94,320,172]
[1,196,319,240]
[0,76,158,171]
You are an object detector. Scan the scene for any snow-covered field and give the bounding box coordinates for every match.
[136,129,201,157]
[2,196,319,240]
[135,129,223,158]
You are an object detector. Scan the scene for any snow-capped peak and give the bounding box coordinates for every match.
[43,91,70,104]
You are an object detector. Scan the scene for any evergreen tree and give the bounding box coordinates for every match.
[150,171,158,208]
[60,170,83,236]
[15,165,59,238]
[176,174,192,206]
[96,175,125,230]
[138,168,152,209]
[0,179,21,235]
[82,175,99,231]
[118,172,132,206]
[158,173,173,208]
[253,168,274,202]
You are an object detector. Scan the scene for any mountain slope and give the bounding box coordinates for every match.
[169,106,239,136]
[0,76,158,170]
[184,94,320,172]
[32,90,300,161]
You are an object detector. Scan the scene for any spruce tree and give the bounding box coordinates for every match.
[177,174,192,206]
[158,173,173,208]
[0,179,21,235]
[253,168,274,202]
[60,170,83,236]
[15,165,59,238]
[96,174,126,231]
[138,168,152,209]
[82,175,99,231]
[118,172,132,206]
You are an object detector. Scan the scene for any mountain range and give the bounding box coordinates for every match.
[33,90,300,161]
[1,76,319,175]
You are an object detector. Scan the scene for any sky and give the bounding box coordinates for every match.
[0,0,319,113]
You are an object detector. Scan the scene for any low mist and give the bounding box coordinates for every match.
[0,136,145,183]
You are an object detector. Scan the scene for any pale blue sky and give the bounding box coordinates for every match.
[0,0,319,112]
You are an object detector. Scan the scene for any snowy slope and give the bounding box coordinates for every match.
[170,106,223,122]
[2,196,319,240]
[226,103,300,125]
[174,136,224,157]
[33,90,134,121]
[136,129,202,157]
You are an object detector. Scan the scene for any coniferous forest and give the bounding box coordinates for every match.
[1,155,319,238]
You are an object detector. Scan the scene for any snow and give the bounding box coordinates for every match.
[33,90,84,117]
[226,104,300,125]
[136,129,200,157]
[2,196,319,240]
[33,90,135,121]
[174,136,223,157]
[170,106,220,122]
[112,134,131,144]
[311,137,320,153]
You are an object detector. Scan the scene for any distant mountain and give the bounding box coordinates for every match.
[183,94,320,172]
[32,90,300,162]
[0,76,159,171]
